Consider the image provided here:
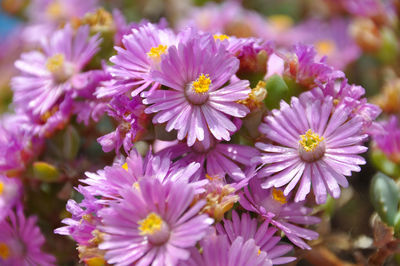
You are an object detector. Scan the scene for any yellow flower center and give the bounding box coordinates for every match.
[0,181,4,196]
[315,40,336,56]
[257,248,261,256]
[46,1,62,19]
[86,257,106,266]
[0,243,10,260]
[147,45,168,59]
[122,163,128,171]
[299,129,324,152]
[268,15,294,31]
[46,54,65,73]
[213,34,230,41]
[138,213,163,235]
[272,188,287,204]
[192,74,211,93]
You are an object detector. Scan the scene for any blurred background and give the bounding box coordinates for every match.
[1,0,399,265]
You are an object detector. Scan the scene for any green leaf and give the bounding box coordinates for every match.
[263,74,289,109]
[32,162,60,182]
[63,125,80,160]
[370,148,400,179]
[370,172,400,226]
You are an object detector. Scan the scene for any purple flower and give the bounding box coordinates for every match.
[71,69,111,125]
[292,18,361,70]
[144,33,250,147]
[372,116,400,163]
[82,149,204,203]
[181,235,271,266]
[0,175,21,222]
[178,1,269,39]
[216,211,296,265]
[55,185,102,246]
[240,178,320,249]
[301,79,381,132]
[97,95,147,154]
[96,23,177,98]
[0,208,55,265]
[11,97,73,138]
[257,96,368,204]
[27,0,98,24]
[339,0,384,17]
[22,0,98,44]
[12,24,101,116]
[283,44,344,89]
[0,115,41,174]
[98,178,213,266]
[157,140,259,181]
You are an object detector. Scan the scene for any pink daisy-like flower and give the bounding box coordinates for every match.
[82,149,205,203]
[257,96,368,204]
[157,140,259,181]
[12,24,101,116]
[98,178,213,266]
[144,33,250,147]
[216,211,296,265]
[96,23,177,98]
[181,235,270,266]
[0,208,55,265]
[239,178,320,249]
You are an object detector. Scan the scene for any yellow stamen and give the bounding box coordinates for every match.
[147,44,168,59]
[333,99,340,106]
[81,8,114,31]
[315,40,336,56]
[138,213,163,235]
[0,182,4,196]
[299,129,324,152]
[205,174,222,181]
[192,74,211,93]
[86,257,106,266]
[40,105,59,123]
[257,248,261,256]
[202,185,238,222]
[122,163,128,171]
[272,188,287,204]
[237,81,266,110]
[82,214,92,222]
[0,243,10,260]
[132,182,140,190]
[46,54,65,73]
[46,1,62,19]
[213,34,230,41]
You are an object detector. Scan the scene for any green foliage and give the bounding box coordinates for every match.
[32,161,60,182]
[371,148,400,179]
[264,74,289,109]
[370,172,400,227]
